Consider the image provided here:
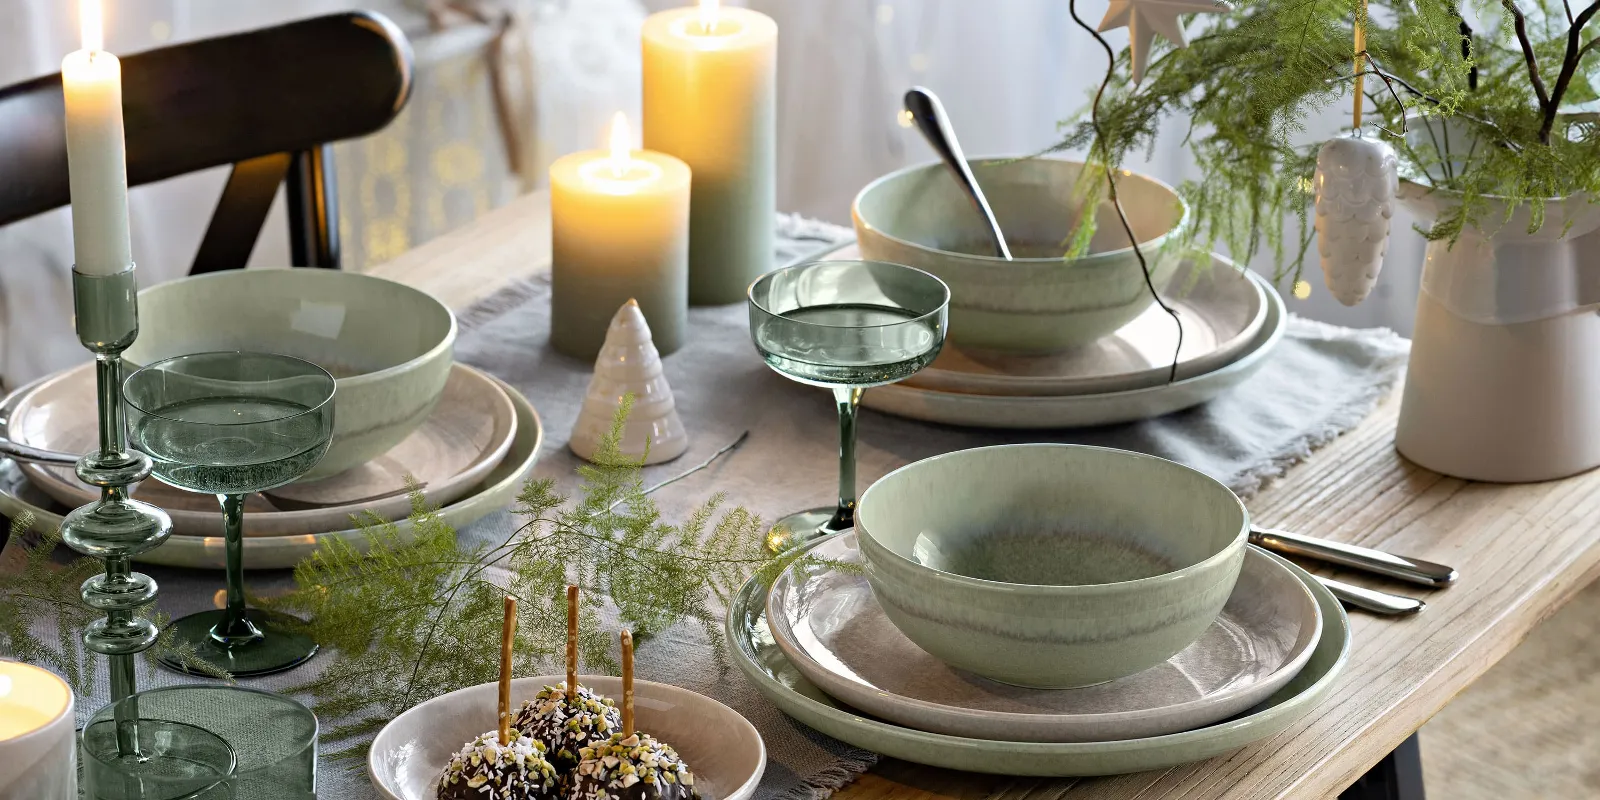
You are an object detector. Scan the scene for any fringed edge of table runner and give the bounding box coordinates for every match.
[1230,317,1410,500]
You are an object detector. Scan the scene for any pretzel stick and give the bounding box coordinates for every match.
[566,585,579,702]
[620,629,635,737]
[498,595,518,745]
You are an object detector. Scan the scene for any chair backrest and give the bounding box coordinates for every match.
[0,12,413,272]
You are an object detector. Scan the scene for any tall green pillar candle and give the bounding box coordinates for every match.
[642,2,777,306]
[550,114,691,360]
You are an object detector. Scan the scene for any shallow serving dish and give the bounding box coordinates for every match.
[726,541,1351,777]
[768,533,1320,742]
[857,444,1249,688]
[853,157,1188,353]
[368,675,765,800]
[125,268,457,480]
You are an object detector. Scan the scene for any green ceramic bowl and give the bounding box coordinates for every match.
[125,269,456,480]
[852,157,1188,353]
[856,444,1248,689]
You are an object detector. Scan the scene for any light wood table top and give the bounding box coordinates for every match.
[371,191,1600,799]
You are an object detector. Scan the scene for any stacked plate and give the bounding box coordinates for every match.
[726,532,1351,777]
[810,244,1287,429]
[0,362,544,570]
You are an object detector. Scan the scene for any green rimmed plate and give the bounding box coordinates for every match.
[725,535,1350,777]
[0,372,543,571]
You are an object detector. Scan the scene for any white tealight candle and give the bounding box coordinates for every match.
[61,0,133,276]
[643,0,777,305]
[550,113,692,360]
[0,662,76,800]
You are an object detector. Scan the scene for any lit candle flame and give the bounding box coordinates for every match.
[698,0,720,34]
[609,111,631,178]
[81,0,103,52]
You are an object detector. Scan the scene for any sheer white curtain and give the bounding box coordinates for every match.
[0,0,1423,387]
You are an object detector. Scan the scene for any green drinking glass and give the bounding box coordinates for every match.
[85,685,319,799]
[748,260,949,551]
[123,351,335,677]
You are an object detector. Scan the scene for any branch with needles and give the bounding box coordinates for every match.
[1065,0,1184,384]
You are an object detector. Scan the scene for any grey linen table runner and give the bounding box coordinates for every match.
[43,215,1408,799]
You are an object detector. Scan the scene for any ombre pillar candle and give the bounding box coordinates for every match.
[643,0,777,305]
[550,113,692,360]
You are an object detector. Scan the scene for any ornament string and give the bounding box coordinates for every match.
[1067,0,1183,384]
[1353,0,1367,131]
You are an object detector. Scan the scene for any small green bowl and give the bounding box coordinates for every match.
[852,157,1188,353]
[857,444,1247,689]
[125,269,456,480]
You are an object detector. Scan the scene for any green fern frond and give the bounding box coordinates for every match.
[274,398,837,759]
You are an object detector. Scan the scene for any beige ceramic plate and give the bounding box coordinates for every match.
[727,535,1351,777]
[368,675,765,800]
[767,534,1321,743]
[0,373,543,570]
[860,264,1285,429]
[819,243,1266,397]
[11,363,516,537]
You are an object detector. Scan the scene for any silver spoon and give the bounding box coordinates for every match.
[903,86,1013,260]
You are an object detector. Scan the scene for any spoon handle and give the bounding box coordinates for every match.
[0,435,79,467]
[1314,575,1426,616]
[1251,527,1458,587]
[903,87,1013,260]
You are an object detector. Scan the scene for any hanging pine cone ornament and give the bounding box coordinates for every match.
[1313,134,1398,306]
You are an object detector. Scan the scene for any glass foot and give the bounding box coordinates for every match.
[766,507,852,553]
[157,608,318,678]
[81,718,236,799]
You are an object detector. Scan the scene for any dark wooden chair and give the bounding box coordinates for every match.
[0,12,413,273]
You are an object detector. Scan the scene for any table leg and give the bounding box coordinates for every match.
[1340,732,1426,800]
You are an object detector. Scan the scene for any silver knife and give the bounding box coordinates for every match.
[1314,575,1425,616]
[1251,527,1458,588]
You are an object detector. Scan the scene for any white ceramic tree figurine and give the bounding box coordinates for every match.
[569,299,689,465]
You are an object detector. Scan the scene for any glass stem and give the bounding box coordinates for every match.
[210,493,262,647]
[827,387,864,532]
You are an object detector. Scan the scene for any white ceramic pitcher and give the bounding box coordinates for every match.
[1395,182,1600,482]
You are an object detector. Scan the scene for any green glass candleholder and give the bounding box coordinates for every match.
[60,266,174,734]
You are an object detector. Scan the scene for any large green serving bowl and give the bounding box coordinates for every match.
[852,157,1188,353]
[856,444,1248,689]
[124,269,456,480]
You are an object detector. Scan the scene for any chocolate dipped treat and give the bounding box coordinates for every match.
[569,630,699,800]
[513,682,622,772]
[438,732,562,800]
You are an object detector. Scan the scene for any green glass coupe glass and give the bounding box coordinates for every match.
[748,260,949,550]
[124,351,335,676]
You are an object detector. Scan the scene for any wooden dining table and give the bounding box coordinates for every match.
[369,190,1600,800]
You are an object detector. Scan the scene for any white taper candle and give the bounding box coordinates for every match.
[61,0,133,275]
